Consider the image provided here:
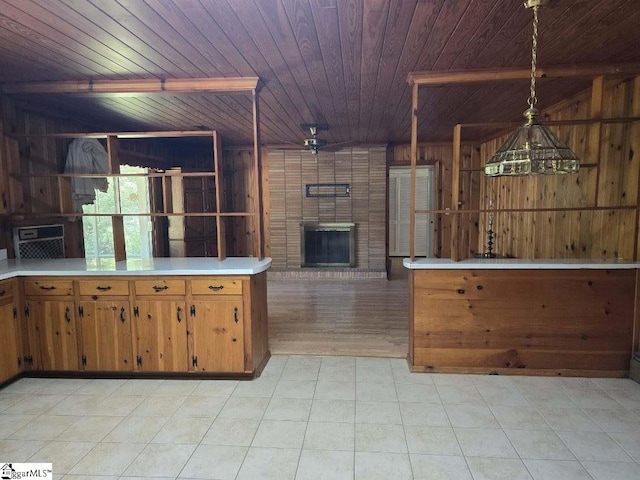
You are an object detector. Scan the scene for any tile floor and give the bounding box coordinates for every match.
[0,355,639,479]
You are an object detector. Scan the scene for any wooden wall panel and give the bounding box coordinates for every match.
[267,146,386,271]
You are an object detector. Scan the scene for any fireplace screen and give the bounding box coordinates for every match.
[301,223,355,267]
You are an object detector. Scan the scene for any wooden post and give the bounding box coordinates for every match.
[409,83,419,261]
[252,88,264,260]
[590,76,604,207]
[212,131,226,261]
[451,124,462,261]
[106,135,126,262]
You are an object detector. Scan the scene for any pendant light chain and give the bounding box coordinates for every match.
[528,5,539,110]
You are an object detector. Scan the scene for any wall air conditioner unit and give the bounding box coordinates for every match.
[13,224,65,260]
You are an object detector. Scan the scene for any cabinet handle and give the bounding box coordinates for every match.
[96,286,112,291]
[152,285,169,292]
[39,285,56,291]
[234,307,239,323]
[0,290,5,297]
[65,307,71,323]
[177,306,182,323]
[208,285,224,291]
[120,307,126,323]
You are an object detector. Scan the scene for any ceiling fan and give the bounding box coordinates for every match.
[300,123,358,154]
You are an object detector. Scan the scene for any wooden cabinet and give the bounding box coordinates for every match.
[0,280,21,383]
[133,299,188,372]
[77,278,133,371]
[190,297,244,372]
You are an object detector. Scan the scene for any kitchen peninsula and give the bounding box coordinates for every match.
[0,257,271,385]
[404,258,640,377]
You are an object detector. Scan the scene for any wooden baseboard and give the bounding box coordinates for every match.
[408,365,629,377]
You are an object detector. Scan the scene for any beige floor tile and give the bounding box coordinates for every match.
[399,402,450,426]
[0,414,37,438]
[236,447,300,480]
[582,461,640,480]
[191,380,238,396]
[607,432,640,462]
[444,404,500,428]
[537,407,601,432]
[322,356,356,368]
[273,380,317,399]
[287,355,323,367]
[356,382,397,402]
[318,365,356,383]
[1,378,54,394]
[523,459,595,480]
[557,378,600,390]
[405,425,462,455]
[469,375,515,388]
[395,383,440,403]
[124,443,196,477]
[392,368,435,385]
[490,406,550,430]
[556,430,633,461]
[511,376,558,390]
[201,417,260,446]
[173,395,226,418]
[583,408,640,433]
[89,395,146,417]
[296,450,354,480]
[437,385,485,405]
[355,401,401,424]
[179,444,247,479]
[518,387,575,407]
[252,419,307,448]
[431,374,472,387]
[10,415,80,440]
[74,379,125,396]
[28,441,95,474]
[466,457,533,480]
[56,415,123,442]
[606,389,640,410]
[309,399,355,423]
[355,423,407,453]
[110,379,163,396]
[455,427,517,458]
[152,416,213,444]
[591,378,640,392]
[410,454,473,480]
[68,442,145,476]
[303,421,354,451]
[355,357,391,369]
[355,452,412,480]
[46,395,102,416]
[263,397,311,421]
[0,439,48,462]
[151,379,200,396]
[41,379,89,395]
[102,416,168,443]
[130,395,188,417]
[62,475,119,479]
[563,388,620,409]
[0,393,26,412]
[232,378,278,397]
[4,394,67,415]
[217,397,270,420]
[356,366,394,384]
[505,429,575,460]
[280,365,320,381]
[477,386,530,406]
[314,381,354,401]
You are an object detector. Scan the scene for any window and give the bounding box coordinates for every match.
[82,165,153,260]
[388,166,435,257]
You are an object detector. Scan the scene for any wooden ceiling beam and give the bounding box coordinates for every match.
[0,77,260,95]
[407,63,640,86]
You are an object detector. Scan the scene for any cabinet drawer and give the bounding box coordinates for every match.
[24,279,74,296]
[0,281,14,301]
[134,279,185,296]
[191,278,243,296]
[78,279,130,296]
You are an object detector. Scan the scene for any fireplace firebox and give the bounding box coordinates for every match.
[301,223,355,267]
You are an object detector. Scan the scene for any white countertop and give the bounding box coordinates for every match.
[0,257,272,280]
[403,258,640,270]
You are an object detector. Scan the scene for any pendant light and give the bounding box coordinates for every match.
[484,0,580,177]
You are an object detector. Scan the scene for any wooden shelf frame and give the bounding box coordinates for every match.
[3,76,266,261]
[406,64,640,261]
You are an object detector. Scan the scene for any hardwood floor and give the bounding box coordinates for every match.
[267,278,409,358]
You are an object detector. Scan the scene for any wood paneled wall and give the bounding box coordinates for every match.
[267,147,386,270]
[477,77,640,260]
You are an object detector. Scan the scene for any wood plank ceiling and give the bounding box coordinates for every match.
[0,0,639,145]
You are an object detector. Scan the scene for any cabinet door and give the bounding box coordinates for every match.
[0,302,21,382]
[133,300,188,372]
[27,300,79,370]
[190,299,244,372]
[79,300,133,371]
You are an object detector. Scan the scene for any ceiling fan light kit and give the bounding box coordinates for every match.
[484,0,580,177]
